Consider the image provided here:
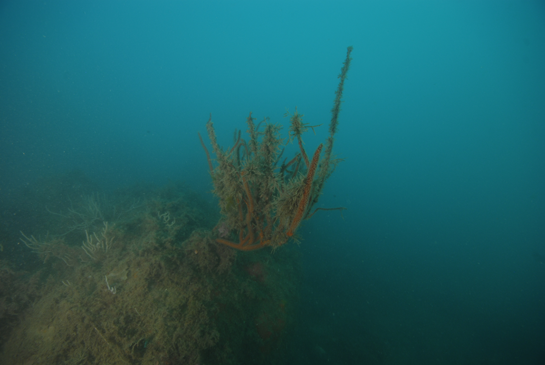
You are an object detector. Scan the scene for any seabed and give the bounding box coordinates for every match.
[0,178,300,365]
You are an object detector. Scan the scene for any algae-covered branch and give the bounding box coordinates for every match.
[199,47,353,250]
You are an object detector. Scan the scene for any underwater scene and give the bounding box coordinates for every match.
[1,1,544,365]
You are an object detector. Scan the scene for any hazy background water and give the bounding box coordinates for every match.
[1,1,544,364]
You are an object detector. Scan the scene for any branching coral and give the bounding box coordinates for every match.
[200,46,353,250]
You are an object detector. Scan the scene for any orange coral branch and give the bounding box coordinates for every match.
[297,138,309,167]
[198,132,213,174]
[241,172,254,216]
[216,238,271,251]
[287,143,323,237]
